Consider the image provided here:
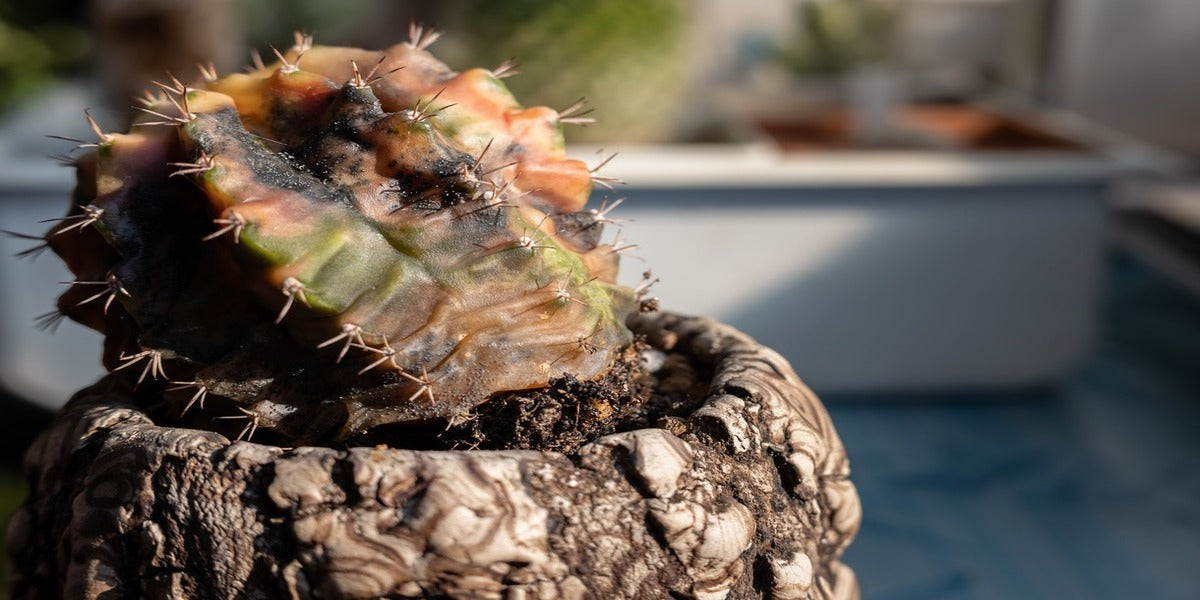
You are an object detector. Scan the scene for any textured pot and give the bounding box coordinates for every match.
[6,312,860,599]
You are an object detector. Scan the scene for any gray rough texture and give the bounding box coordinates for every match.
[7,312,860,599]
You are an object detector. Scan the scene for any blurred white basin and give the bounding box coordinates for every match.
[577,143,1115,393]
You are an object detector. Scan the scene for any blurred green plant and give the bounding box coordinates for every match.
[774,0,899,76]
[443,0,689,142]
[239,0,369,47]
[0,3,87,112]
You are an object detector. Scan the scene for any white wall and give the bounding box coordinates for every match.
[1049,0,1200,158]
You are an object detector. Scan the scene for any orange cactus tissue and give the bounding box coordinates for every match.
[39,28,644,443]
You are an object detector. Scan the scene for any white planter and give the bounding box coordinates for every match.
[572,133,1172,393]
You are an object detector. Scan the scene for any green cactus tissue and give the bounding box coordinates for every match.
[41,30,641,443]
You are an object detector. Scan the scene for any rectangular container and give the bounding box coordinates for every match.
[577,142,1118,392]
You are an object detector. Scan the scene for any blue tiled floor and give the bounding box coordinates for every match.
[826,253,1200,599]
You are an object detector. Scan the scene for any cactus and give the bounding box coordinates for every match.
[38,29,644,443]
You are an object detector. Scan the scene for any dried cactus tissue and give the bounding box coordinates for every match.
[38,28,646,443]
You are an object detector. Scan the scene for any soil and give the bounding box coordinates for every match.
[140,314,712,455]
[343,335,713,454]
[761,103,1085,151]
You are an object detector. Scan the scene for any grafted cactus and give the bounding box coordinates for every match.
[40,29,641,443]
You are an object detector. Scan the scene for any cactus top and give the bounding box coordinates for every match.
[45,31,639,441]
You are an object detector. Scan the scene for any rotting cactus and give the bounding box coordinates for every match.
[35,28,649,444]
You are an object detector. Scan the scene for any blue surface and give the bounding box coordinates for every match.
[826,253,1200,599]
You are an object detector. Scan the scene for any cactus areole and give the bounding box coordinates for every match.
[45,32,642,443]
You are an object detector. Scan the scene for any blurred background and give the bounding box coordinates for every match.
[2,0,1199,597]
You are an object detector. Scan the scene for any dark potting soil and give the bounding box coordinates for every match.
[346,337,714,454]
[144,323,714,454]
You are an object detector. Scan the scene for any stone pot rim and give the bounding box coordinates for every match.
[7,311,860,600]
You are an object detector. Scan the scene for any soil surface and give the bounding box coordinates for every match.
[140,316,711,455]
[762,103,1085,151]
[403,337,711,453]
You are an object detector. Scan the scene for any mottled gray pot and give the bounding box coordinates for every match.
[6,313,860,599]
